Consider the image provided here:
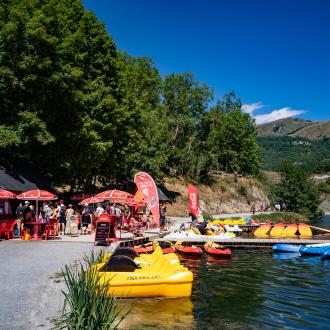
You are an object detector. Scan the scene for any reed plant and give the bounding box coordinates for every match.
[54,250,128,329]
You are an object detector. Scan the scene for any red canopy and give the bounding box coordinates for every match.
[0,189,16,199]
[70,193,92,201]
[16,189,58,201]
[79,197,104,205]
[95,190,134,201]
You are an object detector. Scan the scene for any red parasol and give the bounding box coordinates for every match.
[0,189,17,199]
[70,193,92,201]
[95,190,134,202]
[79,197,104,205]
[16,189,58,201]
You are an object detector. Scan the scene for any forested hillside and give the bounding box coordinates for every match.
[0,0,260,190]
[258,136,330,172]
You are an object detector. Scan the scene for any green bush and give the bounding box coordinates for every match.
[54,251,128,329]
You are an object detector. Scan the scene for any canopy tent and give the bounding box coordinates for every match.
[157,187,171,202]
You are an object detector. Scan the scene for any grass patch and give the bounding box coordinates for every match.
[252,212,308,223]
[54,250,128,329]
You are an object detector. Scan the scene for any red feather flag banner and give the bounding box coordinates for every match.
[134,172,160,226]
[187,184,198,216]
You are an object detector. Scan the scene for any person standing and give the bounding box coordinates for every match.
[16,202,24,236]
[57,200,66,235]
[43,203,53,222]
[95,203,105,217]
[160,203,167,231]
[114,204,121,226]
[81,204,92,234]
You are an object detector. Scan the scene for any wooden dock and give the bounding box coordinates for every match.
[158,237,330,249]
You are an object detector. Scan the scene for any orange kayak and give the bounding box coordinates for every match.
[134,243,154,254]
[281,223,298,238]
[270,223,285,237]
[298,223,312,237]
[254,223,271,237]
[204,241,231,257]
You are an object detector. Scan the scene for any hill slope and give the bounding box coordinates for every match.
[258,118,330,140]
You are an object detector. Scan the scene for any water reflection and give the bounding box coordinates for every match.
[119,297,194,329]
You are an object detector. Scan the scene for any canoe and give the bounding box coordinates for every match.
[281,223,298,238]
[272,244,301,253]
[94,246,193,297]
[321,250,330,261]
[299,243,330,256]
[254,223,271,238]
[270,223,285,237]
[175,241,203,256]
[204,241,232,257]
[298,223,312,237]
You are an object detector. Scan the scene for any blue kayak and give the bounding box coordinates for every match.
[299,243,330,256]
[272,244,301,253]
[321,250,330,261]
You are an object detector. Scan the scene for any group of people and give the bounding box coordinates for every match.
[15,199,167,237]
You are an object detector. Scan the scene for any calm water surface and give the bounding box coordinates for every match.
[121,216,330,329]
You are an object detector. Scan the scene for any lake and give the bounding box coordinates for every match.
[120,216,330,329]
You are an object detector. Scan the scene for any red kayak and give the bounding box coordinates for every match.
[134,243,154,254]
[175,241,203,256]
[158,240,176,254]
[204,241,232,257]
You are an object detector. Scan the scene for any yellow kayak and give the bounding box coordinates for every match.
[281,223,298,238]
[270,223,285,238]
[298,223,312,237]
[93,246,193,298]
[254,223,271,237]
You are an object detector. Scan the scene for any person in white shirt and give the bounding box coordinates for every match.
[95,203,105,217]
[114,204,121,226]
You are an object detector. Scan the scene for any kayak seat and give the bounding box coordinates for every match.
[99,256,140,272]
[158,241,172,248]
[181,241,193,247]
[112,247,139,259]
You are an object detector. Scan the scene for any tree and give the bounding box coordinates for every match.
[275,162,323,219]
[205,92,260,175]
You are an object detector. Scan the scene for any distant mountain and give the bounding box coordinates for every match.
[257,117,330,140]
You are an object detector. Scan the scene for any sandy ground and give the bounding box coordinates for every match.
[0,240,108,329]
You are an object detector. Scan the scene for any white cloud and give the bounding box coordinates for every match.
[241,102,264,114]
[254,107,306,125]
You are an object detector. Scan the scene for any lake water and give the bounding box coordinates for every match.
[120,216,330,329]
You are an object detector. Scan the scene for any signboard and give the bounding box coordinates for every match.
[94,214,116,245]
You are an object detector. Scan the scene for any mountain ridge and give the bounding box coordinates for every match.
[257,117,330,140]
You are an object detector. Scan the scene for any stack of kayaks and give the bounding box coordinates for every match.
[204,241,232,257]
[93,245,193,297]
[175,241,203,256]
[299,243,330,256]
[254,222,312,238]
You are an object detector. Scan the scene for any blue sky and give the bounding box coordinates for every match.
[83,0,329,123]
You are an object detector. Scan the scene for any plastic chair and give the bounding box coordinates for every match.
[45,218,58,240]
[7,219,17,239]
[0,221,10,240]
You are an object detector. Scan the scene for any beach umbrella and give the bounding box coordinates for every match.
[17,189,58,218]
[16,189,58,201]
[70,193,92,201]
[0,189,17,199]
[79,197,104,205]
[95,189,134,202]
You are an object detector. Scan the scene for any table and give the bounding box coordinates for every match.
[26,222,47,240]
